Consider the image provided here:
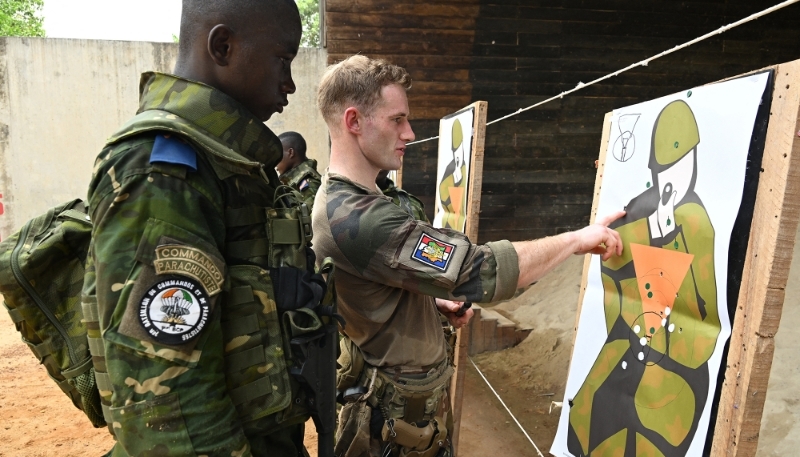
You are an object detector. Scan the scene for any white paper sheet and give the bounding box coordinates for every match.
[433,107,474,231]
[551,72,770,457]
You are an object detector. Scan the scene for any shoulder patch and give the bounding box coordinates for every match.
[150,134,197,171]
[411,233,456,271]
[299,179,309,191]
[138,278,210,345]
[154,244,224,296]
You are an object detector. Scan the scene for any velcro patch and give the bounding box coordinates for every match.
[138,278,210,345]
[154,244,224,296]
[411,233,456,271]
[150,134,197,171]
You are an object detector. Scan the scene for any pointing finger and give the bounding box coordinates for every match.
[596,210,626,227]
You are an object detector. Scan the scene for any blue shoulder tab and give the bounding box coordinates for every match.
[150,134,197,171]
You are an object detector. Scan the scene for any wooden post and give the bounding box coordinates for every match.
[448,100,488,455]
[710,60,800,456]
[572,112,613,343]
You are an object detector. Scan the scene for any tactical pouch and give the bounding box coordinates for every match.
[335,397,373,457]
[267,188,326,313]
[335,368,377,457]
[221,265,293,423]
[375,361,454,424]
[381,417,448,457]
[337,335,366,392]
[0,199,105,427]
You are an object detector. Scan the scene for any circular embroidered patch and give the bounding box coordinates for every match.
[138,278,210,345]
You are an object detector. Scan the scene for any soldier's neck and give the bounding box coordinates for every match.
[329,140,381,192]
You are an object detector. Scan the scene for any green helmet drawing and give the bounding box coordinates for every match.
[451,119,463,151]
[649,100,700,172]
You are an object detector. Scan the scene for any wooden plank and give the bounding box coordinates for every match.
[327,0,480,17]
[449,100,488,455]
[711,60,800,456]
[327,53,473,70]
[326,27,475,44]
[572,112,613,348]
[326,39,474,56]
[326,11,477,31]
[483,318,497,353]
[468,306,484,356]
[500,324,516,350]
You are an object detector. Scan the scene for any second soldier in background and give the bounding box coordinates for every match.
[277,131,322,210]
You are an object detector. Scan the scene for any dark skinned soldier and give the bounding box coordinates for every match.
[313,55,626,457]
[276,131,322,210]
[82,1,321,455]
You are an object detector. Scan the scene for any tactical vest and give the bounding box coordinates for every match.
[281,159,320,189]
[85,109,334,435]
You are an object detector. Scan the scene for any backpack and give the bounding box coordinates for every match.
[0,199,105,427]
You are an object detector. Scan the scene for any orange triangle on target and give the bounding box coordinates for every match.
[449,186,465,217]
[630,243,694,335]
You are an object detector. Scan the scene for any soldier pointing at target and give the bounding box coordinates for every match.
[312,55,626,457]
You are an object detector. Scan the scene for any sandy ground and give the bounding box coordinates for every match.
[1,226,798,456]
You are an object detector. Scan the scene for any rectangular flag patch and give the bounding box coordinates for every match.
[411,233,456,271]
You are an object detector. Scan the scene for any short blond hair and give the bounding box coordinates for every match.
[317,55,412,125]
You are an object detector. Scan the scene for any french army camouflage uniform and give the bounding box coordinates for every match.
[377,177,429,223]
[567,100,719,456]
[83,72,314,457]
[313,173,519,456]
[280,159,321,211]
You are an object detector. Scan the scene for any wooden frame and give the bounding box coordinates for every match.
[710,59,800,456]
[444,100,488,454]
[572,60,800,456]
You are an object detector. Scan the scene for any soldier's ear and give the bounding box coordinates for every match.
[344,107,361,135]
[287,147,296,159]
[207,24,234,66]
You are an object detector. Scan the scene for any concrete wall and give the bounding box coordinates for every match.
[267,47,330,175]
[0,37,328,238]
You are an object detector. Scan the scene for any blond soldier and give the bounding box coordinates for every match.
[312,55,625,457]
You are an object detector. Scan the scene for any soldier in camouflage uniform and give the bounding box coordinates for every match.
[276,131,322,210]
[82,1,317,455]
[376,170,429,222]
[567,100,720,457]
[313,55,626,457]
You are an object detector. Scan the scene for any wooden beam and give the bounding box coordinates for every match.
[711,60,800,456]
[449,100,488,455]
[572,112,612,348]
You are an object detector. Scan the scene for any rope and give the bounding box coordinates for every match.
[406,0,800,146]
[468,357,545,457]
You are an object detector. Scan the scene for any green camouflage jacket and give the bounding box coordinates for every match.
[280,159,321,211]
[312,173,519,367]
[378,177,429,223]
[83,72,308,457]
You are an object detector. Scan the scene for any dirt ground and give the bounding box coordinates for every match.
[2,226,798,456]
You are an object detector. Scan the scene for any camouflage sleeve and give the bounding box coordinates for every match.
[300,174,321,211]
[87,139,252,456]
[327,195,519,303]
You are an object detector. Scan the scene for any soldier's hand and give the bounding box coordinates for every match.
[573,210,626,261]
[435,298,473,329]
